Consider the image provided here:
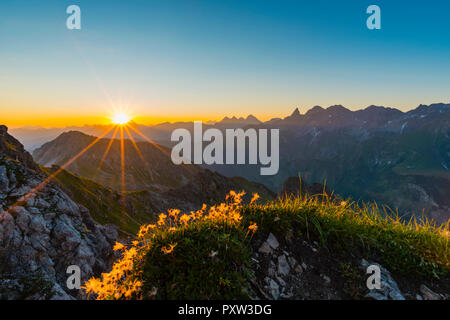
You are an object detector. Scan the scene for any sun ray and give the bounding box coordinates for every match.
[70,37,115,111]
[93,125,120,179]
[5,125,116,213]
[126,124,196,175]
[124,125,155,181]
[120,126,127,214]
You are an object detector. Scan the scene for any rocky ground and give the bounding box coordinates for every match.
[0,126,117,300]
[249,232,449,300]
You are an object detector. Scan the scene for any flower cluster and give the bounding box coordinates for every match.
[83,190,259,300]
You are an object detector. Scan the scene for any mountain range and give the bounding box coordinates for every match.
[1,124,448,300]
[11,102,450,223]
[206,103,450,223]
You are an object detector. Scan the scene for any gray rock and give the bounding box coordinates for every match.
[35,198,50,209]
[50,283,75,300]
[267,260,276,277]
[288,256,298,268]
[8,170,16,185]
[7,229,23,248]
[266,233,279,249]
[9,185,32,198]
[25,194,37,207]
[27,207,41,215]
[44,211,56,220]
[322,275,331,285]
[0,155,116,300]
[258,241,273,254]
[277,254,290,276]
[276,276,286,287]
[13,209,31,232]
[1,212,15,236]
[259,233,280,255]
[56,194,79,216]
[294,265,303,274]
[361,259,405,300]
[420,285,442,300]
[0,165,9,193]
[29,215,48,233]
[265,277,280,300]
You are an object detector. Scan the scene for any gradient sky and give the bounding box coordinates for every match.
[1,0,450,127]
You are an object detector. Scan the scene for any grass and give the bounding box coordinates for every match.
[141,222,252,299]
[42,166,155,236]
[242,195,449,278]
[83,191,450,300]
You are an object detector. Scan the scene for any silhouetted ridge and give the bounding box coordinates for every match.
[0,125,39,171]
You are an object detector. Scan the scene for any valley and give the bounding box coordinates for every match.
[26,103,450,224]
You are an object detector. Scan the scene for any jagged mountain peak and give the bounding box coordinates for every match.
[246,114,260,122]
[290,107,301,117]
[219,114,261,124]
[415,103,450,113]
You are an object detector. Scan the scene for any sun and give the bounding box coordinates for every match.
[112,113,131,125]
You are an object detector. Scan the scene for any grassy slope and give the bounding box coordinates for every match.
[42,166,154,236]
[84,193,450,300]
[41,167,275,237]
[245,196,449,277]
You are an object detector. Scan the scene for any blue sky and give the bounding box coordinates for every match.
[1,0,450,126]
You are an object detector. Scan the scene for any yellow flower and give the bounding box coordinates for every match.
[180,214,191,225]
[83,190,258,300]
[157,213,167,226]
[168,209,181,220]
[226,190,236,200]
[138,224,157,238]
[113,242,125,251]
[161,243,177,254]
[248,222,258,233]
[250,193,260,205]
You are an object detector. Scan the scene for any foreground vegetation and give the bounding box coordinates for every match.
[84,191,450,300]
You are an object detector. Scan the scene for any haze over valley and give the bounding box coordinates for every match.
[16,102,449,224]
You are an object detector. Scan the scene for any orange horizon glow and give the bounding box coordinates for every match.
[1,112,283,129]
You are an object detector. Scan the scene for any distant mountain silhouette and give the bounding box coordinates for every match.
[219,114,261,125]
[32,130,275,207]
[32,130,203,192]
[206,103,450,223]
[14,103,450,223]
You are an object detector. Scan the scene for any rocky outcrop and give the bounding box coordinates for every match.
[250,233,449,300]
[360,259,405,300]
[0,125,39,172]
[0,126,117,299]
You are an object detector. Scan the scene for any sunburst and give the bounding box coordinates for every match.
[112,113,131,125]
